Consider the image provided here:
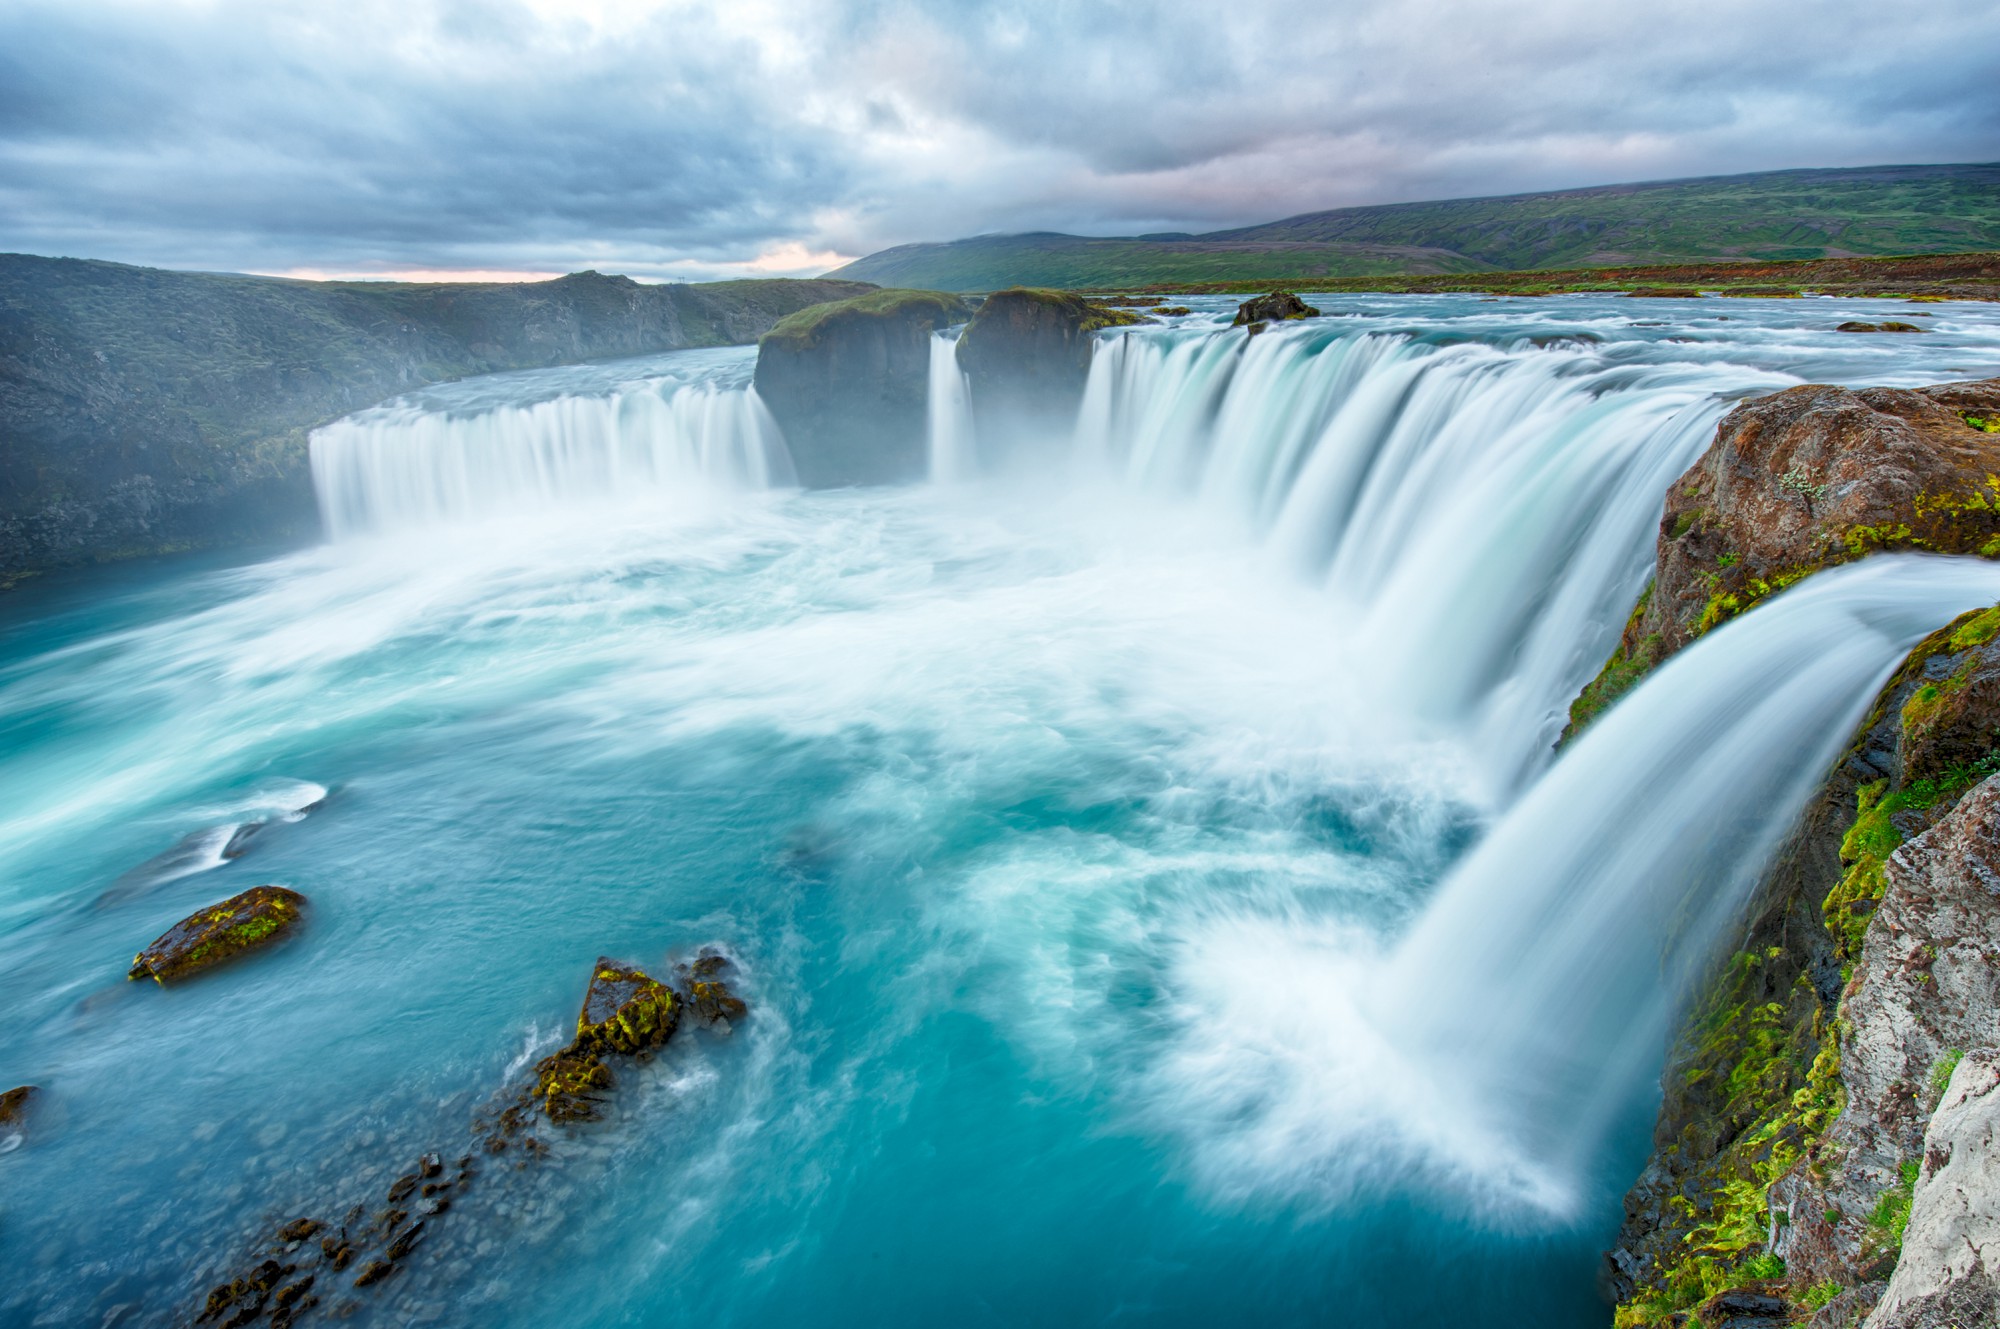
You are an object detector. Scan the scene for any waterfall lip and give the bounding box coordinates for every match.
[310,345,789,539]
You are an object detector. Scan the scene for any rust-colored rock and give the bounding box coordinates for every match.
[0,1084,36,1129]
[128,885,306,984]
[1567,377,2000,738]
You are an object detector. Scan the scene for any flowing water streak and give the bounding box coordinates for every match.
[1372,555,2000,1203]
[926,331,977,481]
[1061,323,1792,793]
[311,367,792,537]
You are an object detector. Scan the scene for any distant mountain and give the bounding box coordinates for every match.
[830,163,2000,291]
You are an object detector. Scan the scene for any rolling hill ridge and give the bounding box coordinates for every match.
[830,162,2000,291]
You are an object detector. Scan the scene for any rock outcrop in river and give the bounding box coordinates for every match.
[954,287,1141,452]
[752,288,971,486]
[0,254,872,584]
[128,885,307,984]
[1568,377,2000,739]
[1600,375,2000,1327]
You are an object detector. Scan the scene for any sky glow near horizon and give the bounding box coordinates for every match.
[0,0,1995,282]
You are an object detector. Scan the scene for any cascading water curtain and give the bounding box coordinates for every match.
[1062,322,1794,793]
[311,378,791,537]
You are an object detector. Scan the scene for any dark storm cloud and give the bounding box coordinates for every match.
[0,0,1994,278]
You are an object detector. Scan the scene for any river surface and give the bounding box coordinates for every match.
[3,294,1998,1327]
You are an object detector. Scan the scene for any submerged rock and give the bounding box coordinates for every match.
[128,885,306,984]
[753,288,972,487]
[0,1084,35,1125]
[186,949,747,1322]
[677,950,749,1024]
[1837,321,1927,333]
[954,287,1142,453]
[1231,291,1319,326]
[0,1085,37,1150]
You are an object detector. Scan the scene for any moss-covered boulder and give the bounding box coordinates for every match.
[572,957,679,1055]
[1231,291,1319,326]
[128,885,306,984]
[954,287,1141,455]
[678,950,749,1024]
[1566,376,2000,739]
[752,288,972,487]
[518,957,685,1124]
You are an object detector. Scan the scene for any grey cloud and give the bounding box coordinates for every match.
[0,0,1994,278]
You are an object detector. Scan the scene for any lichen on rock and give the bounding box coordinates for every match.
[128,885,306,984]
[1568,376,2000,744]
[1770,774,2000,1302]
[573,957,680,1056]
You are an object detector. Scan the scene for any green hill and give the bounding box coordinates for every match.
[831,163,2000,291]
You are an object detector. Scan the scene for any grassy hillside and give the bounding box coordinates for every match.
[1113,251,2000,300]
[832,163,2000,291]
[0,255,872,580]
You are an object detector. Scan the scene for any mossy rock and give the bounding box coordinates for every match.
[1232,291,1319,326]
[128,885,306,984]
[1566,375,2000,742]
[532,1048,613,1123]
[758,287,971,353]
[572,957,679,1056]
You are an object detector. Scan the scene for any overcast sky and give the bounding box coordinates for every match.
[0,0,1995,281]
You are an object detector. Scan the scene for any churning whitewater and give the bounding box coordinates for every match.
[7,294,2000,1328]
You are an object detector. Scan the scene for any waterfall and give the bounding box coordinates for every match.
[1039,322,1794,794]
[1374,555,2000,1201]
[310,363,792,537]
[926,331,977,482]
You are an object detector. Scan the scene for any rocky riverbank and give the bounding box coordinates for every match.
[1590,374,2000,1327]
[0,254,871,583]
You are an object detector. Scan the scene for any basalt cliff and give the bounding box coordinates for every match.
[1589,376,2000,1328]
[0,254,870,583]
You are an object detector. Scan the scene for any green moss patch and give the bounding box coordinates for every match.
[760,288,971,351]
[128,885,306,984]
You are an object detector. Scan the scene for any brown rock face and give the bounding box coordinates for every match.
[1231,291,1320,326]
[1568,377,2000,738]
[954,288,1141,453]
[128,885,306,984]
